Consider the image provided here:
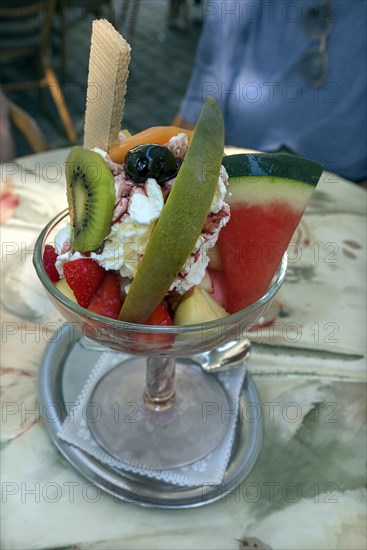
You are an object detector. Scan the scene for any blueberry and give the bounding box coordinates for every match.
[125,144,178,185]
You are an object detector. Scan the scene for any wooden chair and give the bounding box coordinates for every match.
[0,0,77,143]
[8,99,48,154]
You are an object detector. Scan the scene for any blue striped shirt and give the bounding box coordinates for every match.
[179,0,367,181]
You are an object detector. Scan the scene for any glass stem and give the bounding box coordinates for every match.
[144,357,176,411]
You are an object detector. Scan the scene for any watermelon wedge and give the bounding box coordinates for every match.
[218,153,323,313]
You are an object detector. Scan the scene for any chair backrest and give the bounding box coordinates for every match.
[0,0,55,61]
[8,97,48,153]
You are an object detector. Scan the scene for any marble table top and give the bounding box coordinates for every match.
[1,149,366,549]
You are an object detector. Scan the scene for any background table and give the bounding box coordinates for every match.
[1,149,366,549]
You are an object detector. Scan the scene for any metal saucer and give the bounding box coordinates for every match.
[38,324,264,509]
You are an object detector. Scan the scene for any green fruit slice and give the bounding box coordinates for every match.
[66,147,115,253]
[119,97,224,323]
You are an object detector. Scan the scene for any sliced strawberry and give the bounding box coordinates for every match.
[88,272,122,319]
[63,259,105,308]
[130,302,174,352]
[144,303,173,326]
[43,244,60,283]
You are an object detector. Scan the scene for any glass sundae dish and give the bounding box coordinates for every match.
[34,206,287,470]
[33,21,323,494]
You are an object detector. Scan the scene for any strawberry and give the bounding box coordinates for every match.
[63,259,105,308]
[144,303,173,326]
[88,272,122,319]
[43,244,60,283]
[131,303,173,351]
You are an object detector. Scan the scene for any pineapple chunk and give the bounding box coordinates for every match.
[174,286,229,326]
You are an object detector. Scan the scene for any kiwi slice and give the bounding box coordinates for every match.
[118,97,224,323]
[65,147,115,253]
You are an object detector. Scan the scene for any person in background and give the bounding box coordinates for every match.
[174,0,367,183]
[0,87,15,163]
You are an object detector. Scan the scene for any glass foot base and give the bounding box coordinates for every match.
[39,325,264,508]
[88,357,230,470]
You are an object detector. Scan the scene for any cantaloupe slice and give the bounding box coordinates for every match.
[108,126,193,164]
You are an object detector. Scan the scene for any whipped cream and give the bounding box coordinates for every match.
[57,135,230,296]
[167,132,189,159]
[92,147,107,158]
[91,221,155,278]
[54,224,71,254]
[128,178,164,224]
[92,178,164,278]
[210,165,228,214]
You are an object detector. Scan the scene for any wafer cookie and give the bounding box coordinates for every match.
[84,19,131,151]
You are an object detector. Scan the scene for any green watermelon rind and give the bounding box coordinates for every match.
[222,153,323,186]
[225,176,315,208]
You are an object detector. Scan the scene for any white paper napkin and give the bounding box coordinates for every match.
[58,351,246,487]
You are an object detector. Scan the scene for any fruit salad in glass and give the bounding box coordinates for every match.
[34,98,322,472]
[41,99,321,328]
